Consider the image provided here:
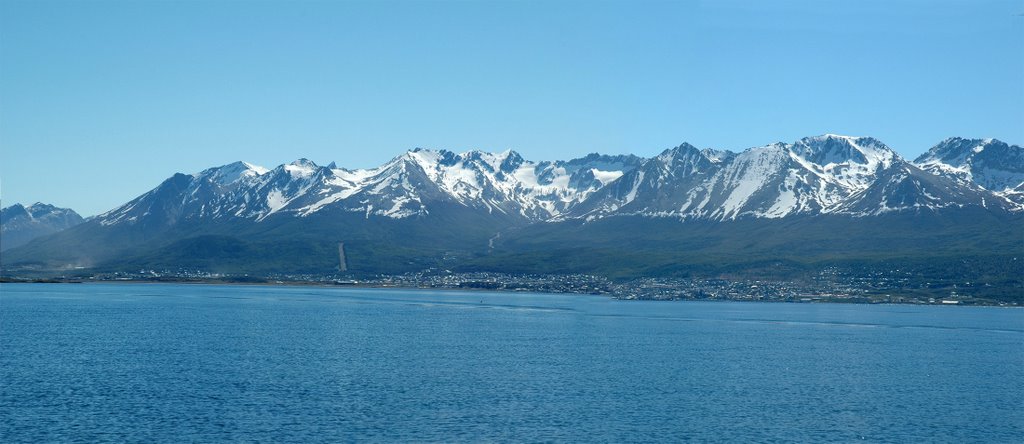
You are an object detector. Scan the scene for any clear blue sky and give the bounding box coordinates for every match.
[2,0,1022,216]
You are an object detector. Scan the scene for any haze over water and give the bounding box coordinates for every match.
[2,283,1021,442]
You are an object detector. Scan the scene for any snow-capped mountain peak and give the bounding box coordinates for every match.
[794,134,896,170]
[700,147,736,164]
[195,161,268,186]
[283,158,319,178]
[916,137,989,165]
[913,137,1024,208]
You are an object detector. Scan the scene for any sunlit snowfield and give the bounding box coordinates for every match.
[2,283,1021,442]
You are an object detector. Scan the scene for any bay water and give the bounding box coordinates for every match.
[1,283,1021,442]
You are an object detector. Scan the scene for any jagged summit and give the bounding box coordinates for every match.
[9,202,81,221]
[794,135,895,167]
[2,203,29,219]
[195,161,268,186]
[1,202,84,251]
[915,137,999,165]
[913,137,1024,207]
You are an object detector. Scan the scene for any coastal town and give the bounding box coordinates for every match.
[10,266,1013,306]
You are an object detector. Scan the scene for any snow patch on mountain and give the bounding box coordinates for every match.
[266,189,287,213]
[715,144,789,219]
[591,168,623,184]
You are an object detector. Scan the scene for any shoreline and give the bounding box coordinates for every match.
[1,277,1017,307]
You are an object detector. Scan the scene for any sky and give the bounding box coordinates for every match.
[1,0,1021,216]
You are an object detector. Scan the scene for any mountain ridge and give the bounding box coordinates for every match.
[88,134,1024,229]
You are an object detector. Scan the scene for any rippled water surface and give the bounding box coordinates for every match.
[2,283,1022,442]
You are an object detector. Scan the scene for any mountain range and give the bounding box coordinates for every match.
[3,134,1021,292]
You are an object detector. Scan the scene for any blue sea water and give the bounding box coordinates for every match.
[1,283,1022,443]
